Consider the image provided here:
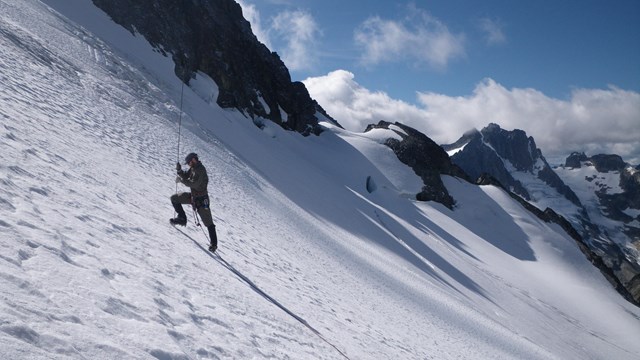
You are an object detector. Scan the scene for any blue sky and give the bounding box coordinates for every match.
[237,0,640,163]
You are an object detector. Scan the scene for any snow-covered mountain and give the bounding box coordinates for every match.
[444,124,640,304]
[443,123,581,207]
[556,152,640,300]
[1,0,640,359]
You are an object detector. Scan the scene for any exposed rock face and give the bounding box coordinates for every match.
[564,152,628,174]
[443,123,581,206]
[564,152,640,224]
[443,129,531,200]
[480,124,538,171]
[565,152,588,168]
[619,166,640,208]
[590,154,627,173]
[605,165,639,221]
[365,121,470,208]
[92,0,334,135]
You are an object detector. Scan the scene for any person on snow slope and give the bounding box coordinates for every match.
[170,152,218,252]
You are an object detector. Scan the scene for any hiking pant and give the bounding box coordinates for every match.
[170,192,214,227]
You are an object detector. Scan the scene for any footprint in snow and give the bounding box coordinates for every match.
[101,297,146,322]
[101,268,115,280]
[0,197,15,212]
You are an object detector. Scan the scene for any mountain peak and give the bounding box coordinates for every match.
[445,124,581,206]
[480,123,540,172]
[448,124,640,303]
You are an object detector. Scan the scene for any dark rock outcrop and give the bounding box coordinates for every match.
[443,123,581,206]
[590,154,627,173]
[565,152,588,168]
[442,129,531,200]
[480,123,537,171]
[365,121,470,208]
[92,0,335,135]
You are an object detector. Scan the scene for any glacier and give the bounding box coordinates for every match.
[1,0,639,359]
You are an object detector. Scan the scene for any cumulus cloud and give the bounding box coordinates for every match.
[354,8,465,69]
[478,18,506,45]
[303,70,427,129]
[304,71,640,163]
[270,10,321,71]
[417,80,640,162]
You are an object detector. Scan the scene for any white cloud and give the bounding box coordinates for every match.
[303,70,427,130]
[417,80,640,162]
[354,9,465,70]
[271,10,321,71]
[304,71,640,164]
[478,18,506,46]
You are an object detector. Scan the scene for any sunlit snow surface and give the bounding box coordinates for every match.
[1,0,639,359]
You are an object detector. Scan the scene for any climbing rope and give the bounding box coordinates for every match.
[175,81,185,193]
[172,81,186,220]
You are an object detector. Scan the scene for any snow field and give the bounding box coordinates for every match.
[0,0,639,359]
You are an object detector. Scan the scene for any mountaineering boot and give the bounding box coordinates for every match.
[208,224,218,252]
[170,217,187,226]
[170,202,187,226]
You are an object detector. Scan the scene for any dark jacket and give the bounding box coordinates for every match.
[178,161,209,197]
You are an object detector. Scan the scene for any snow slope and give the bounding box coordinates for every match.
[1,0,639,359]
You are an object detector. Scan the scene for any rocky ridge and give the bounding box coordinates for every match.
[92,0,335,135]
[365,121,470,208]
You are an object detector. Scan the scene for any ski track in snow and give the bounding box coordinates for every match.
[1,0,640,359]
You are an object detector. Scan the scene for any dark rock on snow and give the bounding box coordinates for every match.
[442,128,532,200]
[365,121,470,208]
[443,123,581,206]
[91,0,335,135]
[564,152,588,168]
[590,154,627,173]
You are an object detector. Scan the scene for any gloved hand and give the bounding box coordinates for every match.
[176,162,182,172]
[175,176,182,184]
